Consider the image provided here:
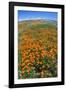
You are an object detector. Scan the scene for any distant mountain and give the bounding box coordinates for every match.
[18,19,57,31]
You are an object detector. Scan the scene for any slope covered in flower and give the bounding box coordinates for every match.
[18,19,57,79]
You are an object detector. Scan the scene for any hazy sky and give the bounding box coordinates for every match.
[18,10,57,22]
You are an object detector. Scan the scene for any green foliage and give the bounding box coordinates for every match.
[42,56,57,77]
[18,50,22,63]
[45,47,51,51]
[29,69,35,78]
[24,71,29,77]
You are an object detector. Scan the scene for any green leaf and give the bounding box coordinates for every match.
[30,69,35,78]
[18,50,22,63]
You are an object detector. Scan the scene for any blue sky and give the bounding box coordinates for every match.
[18,10,57,22]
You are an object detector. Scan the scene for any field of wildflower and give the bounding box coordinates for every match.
[18,20,57,79]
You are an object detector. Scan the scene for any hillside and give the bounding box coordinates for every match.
[18,19,57,79]
[18,19,57,31]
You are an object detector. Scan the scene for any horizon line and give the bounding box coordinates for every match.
[18,18,57,23]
